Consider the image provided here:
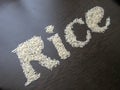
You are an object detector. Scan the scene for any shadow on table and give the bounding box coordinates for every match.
[113,0,120,5]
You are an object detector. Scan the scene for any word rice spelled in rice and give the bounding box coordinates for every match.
[12,6,111,86]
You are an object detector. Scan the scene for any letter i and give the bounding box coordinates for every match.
[45,25,71,60]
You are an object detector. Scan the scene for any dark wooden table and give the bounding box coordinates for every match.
[0,0,120,90]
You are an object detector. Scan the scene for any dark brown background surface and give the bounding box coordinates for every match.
[0,0,120,90]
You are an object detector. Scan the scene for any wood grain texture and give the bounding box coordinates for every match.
[0,0,120,90]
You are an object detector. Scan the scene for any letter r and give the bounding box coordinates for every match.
[12,36,60,86]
